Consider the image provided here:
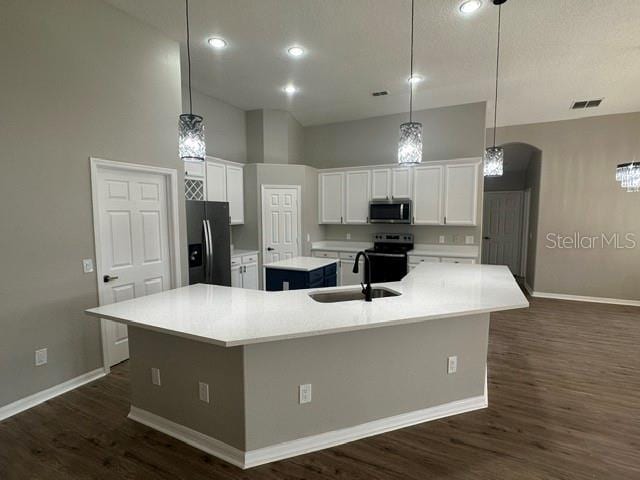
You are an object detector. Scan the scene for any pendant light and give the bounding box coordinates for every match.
[398,0,423,165]
[484,0,507,177]
[178,0,206,161]
[616,161,640,192]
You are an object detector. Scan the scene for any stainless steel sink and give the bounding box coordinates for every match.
[309,287,401,303]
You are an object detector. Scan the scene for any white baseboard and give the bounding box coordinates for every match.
[129,392,488,469]
[523,281,534,296]
[531,291,640,307]
[0,368,106,422]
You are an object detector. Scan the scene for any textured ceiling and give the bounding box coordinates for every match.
[105,0,640,127]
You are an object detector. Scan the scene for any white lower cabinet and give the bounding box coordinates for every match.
[339,252,364,286]
[408,255,476,270]
[231,253,259,289]
[441,257,476,264]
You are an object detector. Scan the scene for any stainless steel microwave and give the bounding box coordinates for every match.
[369,199,412,224]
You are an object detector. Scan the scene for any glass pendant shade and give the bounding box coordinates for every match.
[398,122,423,165]
[484,146,504,177]
[616,162,640,192]
[179,113,205,161]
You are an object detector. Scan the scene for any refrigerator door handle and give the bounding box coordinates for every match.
[206,220,214,283]
[202,219,210,281]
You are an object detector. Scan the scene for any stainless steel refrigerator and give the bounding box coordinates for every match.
[186,201,231,286]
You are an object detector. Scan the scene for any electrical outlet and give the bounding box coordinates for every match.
[439,235,445,244]
[306,233,311,242]
[299,384,312,404]
[447,356,458,374]
[465,236,474,245]
[35,348,47,366]
[282,281,290,290]
[198,382,210,403]
[346,233,351,240]
[151,367,161,386]
[82,259,94,273]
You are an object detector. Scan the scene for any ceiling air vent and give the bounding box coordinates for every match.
[372,90,389,97]
[571,98,603,110]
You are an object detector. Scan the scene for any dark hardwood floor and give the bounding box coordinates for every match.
[1,297,639,479]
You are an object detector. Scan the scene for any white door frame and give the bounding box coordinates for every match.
[90,157,182,373]
[520,189,532,278]
[260,185,303,288]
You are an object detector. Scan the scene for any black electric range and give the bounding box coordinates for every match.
[365,233,414,283]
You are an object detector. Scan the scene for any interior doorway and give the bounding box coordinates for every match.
[261,184,302,266]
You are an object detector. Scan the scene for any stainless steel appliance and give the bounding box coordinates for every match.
[365,233,414,283]
[186,201,231,286]
[369,199,412,224]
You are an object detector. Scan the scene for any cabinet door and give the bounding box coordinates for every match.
[441,257,476,264]
[231,265,242,288]
[371,168,391,200]
[344,170,371,224]
[242,263,259,290]
[391,168,412,198]
[206,161,227,202]
[319,172,344,224]
[413,165,443,225]
[226,165,244,225]
[444,163,479,225]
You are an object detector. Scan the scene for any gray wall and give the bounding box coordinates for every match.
[484,170,527,192]
[245,109,304,164]
[492,112,640,300]
[304,102,486,168]
[0,0,183,408]
[182,88,247,163]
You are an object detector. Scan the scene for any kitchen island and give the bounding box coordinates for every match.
[85,263,528,469]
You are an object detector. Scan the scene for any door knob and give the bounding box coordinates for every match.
[267,247,275,251]
[103,275,119,283]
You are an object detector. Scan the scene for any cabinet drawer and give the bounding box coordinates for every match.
[339,251,359,260]
[242,254,257,265]
[441,257,476,264]
[230,256,241,266]
[184,161,205,178]
[408,255,441,265]
[312,250,338,258]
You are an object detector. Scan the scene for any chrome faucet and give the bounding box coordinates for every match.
[353,251,372,302]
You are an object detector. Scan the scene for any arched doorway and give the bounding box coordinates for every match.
[482,143,541,289]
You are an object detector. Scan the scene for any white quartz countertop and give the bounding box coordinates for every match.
[231,249,258,257]
[263,256,338,271]
[85,263,528,348]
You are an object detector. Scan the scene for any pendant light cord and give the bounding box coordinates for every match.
[185,0,193,114]
[409,0,415,123]
[492,4,502,148]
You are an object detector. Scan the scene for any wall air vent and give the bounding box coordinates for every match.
[372,90,389,97]
[571,98,603,110]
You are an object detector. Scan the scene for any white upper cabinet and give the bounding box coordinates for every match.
[206,158,244,225]
[319,172,345,224]
[344,170,371,224]
[225,165,244,225]
[412,165,443,225]
[371,168,392,200]
[206,161,227,202]
[444,163,478,225]
[391,167,412,198]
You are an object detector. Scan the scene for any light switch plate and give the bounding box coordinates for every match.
[299,384,312,404]
[346,233,351,240]
[465,236,474,245]
[439,235,445,244]
[198,382,210,403]
[447,356,458,374]
[82,259,94,273]
[282,281,289,291]
[151,367,161,386]
[35,348,47,366]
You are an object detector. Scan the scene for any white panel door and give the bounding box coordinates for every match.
[413,165,443,224]
[242,263,259,290]
[96,168,171,366]
[482,191,523,275]
[206,161,227,202]
[391,168,412,198]
[371,168,391,200]
[226,165,244,225]
[345,170,371,224]
[444,163,479,225]
[319,172,344,224]
[262,187,300,265]
[231,265,242,288]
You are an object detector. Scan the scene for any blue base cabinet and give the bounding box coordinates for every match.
[266,263,337,291]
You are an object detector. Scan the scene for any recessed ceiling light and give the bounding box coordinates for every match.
[208,37,227,49]
[459,0,482,14]
[287,46,305,57]
[408,74,424,84]
[283,85,298,94]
